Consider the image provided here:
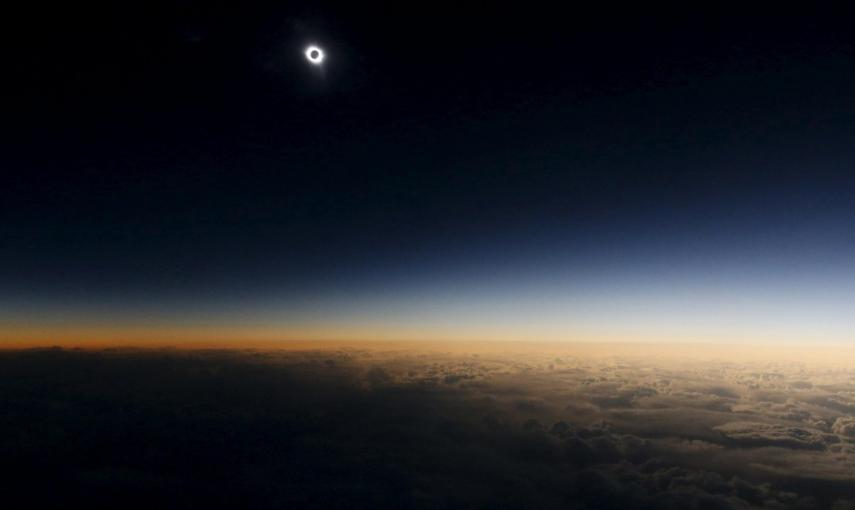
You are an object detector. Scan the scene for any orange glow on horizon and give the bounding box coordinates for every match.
[2,323,855,364]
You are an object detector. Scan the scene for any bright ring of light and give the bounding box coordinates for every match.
[305,45,325,65]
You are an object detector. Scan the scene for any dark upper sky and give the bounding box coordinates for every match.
[4,3,855,339]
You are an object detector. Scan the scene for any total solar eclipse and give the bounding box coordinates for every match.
[11,5,855,509]
[305,45,325,65]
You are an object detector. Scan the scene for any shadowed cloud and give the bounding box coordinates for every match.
[3,346,855,509]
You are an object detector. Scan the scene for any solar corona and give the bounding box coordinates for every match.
[305,45,324,65]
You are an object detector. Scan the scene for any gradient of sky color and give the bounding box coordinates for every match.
[4,3,855,345]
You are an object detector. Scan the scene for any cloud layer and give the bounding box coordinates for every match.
[2,346,855,509]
